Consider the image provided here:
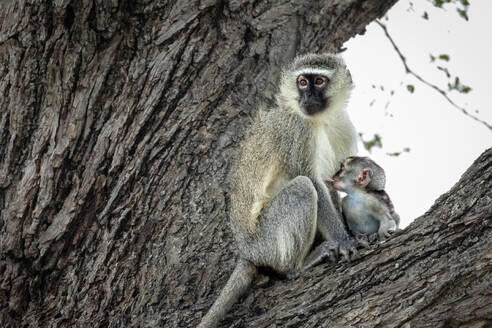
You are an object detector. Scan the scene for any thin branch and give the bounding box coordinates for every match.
[376,20,492,131]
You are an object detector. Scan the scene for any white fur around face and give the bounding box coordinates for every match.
[277,54,358,175]
[314,104,358,179]
[312,90,357,179]
[292,68,335,79]
[277,70,358,178]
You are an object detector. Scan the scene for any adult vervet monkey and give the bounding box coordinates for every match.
[198,53,358,328]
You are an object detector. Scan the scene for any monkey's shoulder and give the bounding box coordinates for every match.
[369,190,395,214]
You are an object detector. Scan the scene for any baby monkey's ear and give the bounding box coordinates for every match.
[356,168,372,188]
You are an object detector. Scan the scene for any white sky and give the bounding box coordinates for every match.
[343,0,492,227]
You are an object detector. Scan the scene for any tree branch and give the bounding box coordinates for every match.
[215,148,492,327]
[376,20,492,131]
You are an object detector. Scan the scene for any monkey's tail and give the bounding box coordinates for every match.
[197,258,257,328]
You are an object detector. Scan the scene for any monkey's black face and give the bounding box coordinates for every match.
[297,74,329,115]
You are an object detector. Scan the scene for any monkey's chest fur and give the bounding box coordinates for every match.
[314,118,358,180]
[343,195,380,234]
[230,110,357,235]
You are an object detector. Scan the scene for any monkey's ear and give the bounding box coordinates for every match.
[356,168,372,188]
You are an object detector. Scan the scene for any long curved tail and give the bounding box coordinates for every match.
[197,259,257,328]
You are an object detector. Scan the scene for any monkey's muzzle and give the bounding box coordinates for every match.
[300,95,328,116]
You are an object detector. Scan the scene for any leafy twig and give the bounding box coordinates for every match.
[376,20,492,131]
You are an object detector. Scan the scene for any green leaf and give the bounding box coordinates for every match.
[457,8,469,21]
[387,147,410,157]
[406,84,415,93]
[430,54,436,62]
[432,0,452,8]
[438,54,450,61]
[433,0,444,7]
[360,134,383,153]
[437,66,451,78]
[422,11,429,20]
[447,75,472,93]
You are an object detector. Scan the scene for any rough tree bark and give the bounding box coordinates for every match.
[1,0,490,328]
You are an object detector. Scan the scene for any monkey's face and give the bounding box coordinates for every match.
[328,163,350,192]
[328,161,363,193]
[277,53,353,117]
[296,74,329,115]
[329,161,375,193]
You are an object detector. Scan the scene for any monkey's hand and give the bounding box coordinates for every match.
[320,239,361,262]
[337,238,360,261]
[300,240,340,272]
[320,240,340,262]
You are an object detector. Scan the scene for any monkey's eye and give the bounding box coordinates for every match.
[298,76,308,88]
[314,76,326,86]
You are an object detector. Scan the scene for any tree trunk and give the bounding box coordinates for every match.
[2,1,489,328]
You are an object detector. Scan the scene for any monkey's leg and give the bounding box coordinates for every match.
[370,209,397,241]
[377,218,397,240]
[241,176,318,275]
[312,180,358,261]
[199,177,318,327]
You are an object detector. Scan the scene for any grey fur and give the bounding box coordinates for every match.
[198,53,358,328]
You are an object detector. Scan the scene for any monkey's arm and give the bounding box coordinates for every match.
[288,181,356,277]
[392,212,400,228]
[328,185,342,216]
[312,180,358,260]
[368,201,397,240]
[372,190,400,229]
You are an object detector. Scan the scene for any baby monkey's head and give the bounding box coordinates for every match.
[327,156,386,192]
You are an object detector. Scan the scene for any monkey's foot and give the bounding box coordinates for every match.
[354,234,371,249]
[254,274,271,286]
[368,233,380,243]
[377,219,398,241]
[285,270,300,280]
[370,229,396,243]
[338,239,360,261]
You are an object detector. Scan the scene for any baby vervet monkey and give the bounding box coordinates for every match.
[326,156,400,242]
